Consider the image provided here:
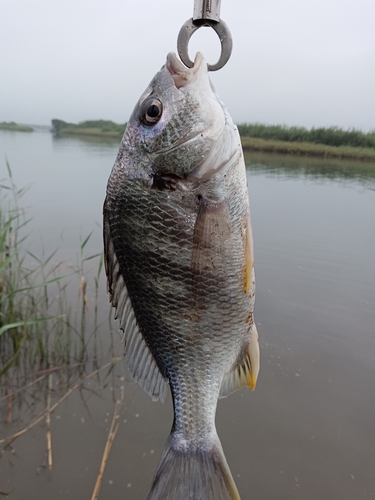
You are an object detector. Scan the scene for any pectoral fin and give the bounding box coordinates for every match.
[220,324,260,398]
[103,200,168,402]
[191,196,232,302]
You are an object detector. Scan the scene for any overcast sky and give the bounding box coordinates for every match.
[1,0,374,130]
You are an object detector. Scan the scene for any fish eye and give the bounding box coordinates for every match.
[141,98,163,126]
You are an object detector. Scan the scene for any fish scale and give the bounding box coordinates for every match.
[107,162,251,423]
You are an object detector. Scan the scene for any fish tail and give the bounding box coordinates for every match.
[146,432,241,500]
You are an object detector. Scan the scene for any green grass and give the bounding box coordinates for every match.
[51,119,126,138]
[0,162,103,379]
[238,123,375,161]
[237,123,375,148]
[0,122,33,132]
[240,137,375,161]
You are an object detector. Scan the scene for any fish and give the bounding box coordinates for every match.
[103,51,260,500]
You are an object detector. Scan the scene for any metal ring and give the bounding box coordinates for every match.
[177,18,233,71]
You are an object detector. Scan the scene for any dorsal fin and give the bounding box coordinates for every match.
[103,201,168,402]
[220,323,260,398]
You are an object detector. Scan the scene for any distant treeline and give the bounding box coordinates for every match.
[0,121,33,132]
[237,124,375,149]
[51,119,126,137]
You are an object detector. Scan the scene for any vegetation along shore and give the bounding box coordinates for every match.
[0,121,33,132]
[51,119,126,139]
[238,123,375,161]
[50,119,375,162]
[2,119,374,161]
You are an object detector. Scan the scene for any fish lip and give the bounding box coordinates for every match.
[166,52,205,88]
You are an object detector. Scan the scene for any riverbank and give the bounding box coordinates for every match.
[240,137,375,161]
[56,127,122,139]
[50,119,375,162]
[239,123,375,161]
[51,119,126,139]
[0,121,33,132]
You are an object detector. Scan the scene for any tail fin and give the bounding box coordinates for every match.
[146,433,240,500]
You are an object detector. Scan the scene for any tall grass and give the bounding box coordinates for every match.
[237,123,375,149]
[0,163,103,379]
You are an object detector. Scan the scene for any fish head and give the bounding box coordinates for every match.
[124,52,230,180]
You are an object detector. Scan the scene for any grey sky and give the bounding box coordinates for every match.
[1,0,374,130]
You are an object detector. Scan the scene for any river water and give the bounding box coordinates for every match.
[0,129,374,499]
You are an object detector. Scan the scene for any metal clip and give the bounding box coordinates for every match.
[193,0,221,24]
[177,0,232,71]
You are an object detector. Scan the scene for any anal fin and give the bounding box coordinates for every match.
[220,324,260,398]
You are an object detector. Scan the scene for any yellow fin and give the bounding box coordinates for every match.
[247,325,260,390]
[220,324,260,398]
[244,213,254,293]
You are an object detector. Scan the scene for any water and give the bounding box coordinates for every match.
[0,129,374,499]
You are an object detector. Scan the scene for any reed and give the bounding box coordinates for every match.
[0,165,124,493]
[0,162,104,379]
[91,385,124,500]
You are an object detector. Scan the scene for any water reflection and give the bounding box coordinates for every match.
[51,133,121,154]
[245,150,375,184]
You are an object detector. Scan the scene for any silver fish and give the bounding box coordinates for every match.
[103,52,260,500]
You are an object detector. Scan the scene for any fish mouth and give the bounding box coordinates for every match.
[166,52,205,89]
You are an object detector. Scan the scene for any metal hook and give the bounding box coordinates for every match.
[177,0,232,71]
[177,18,233,71]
